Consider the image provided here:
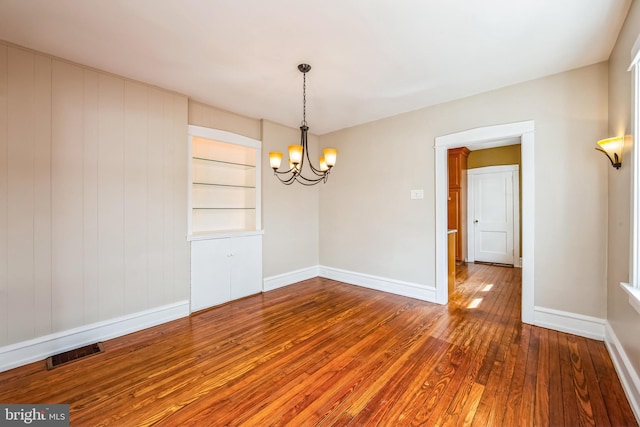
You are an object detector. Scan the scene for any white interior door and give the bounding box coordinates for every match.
[470,167,516,265]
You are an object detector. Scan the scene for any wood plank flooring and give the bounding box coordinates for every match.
[0,263,637,426]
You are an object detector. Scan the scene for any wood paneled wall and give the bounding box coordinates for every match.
[0,43,189,347]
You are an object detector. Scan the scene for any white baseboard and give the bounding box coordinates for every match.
[319,266,437,303]
[263,266,320,291]
[0,300,189,373]
[534,306,605,340]
[605,322,640,424]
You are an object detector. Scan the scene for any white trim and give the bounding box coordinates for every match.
[319,266,437,302]
[435,120,535,324]
[264,265,437,301]
[605,322,640,424]
[436,121,534,146]
[533,306,605,340]
[467,165,519,174]
[188,229,264,241]
[0,301,190,373]
[263,266,320,291]
[521,131,535,323]
[632,61,640,291]
[467,165,520,266]
[630,32,640,71]
[621,282,640,315]
[188,127,193,236]
[187,125,262,149]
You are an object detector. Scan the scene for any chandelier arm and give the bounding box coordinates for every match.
[273,168,330,185]
[293,174,328,185]
[300,125,326,176]
[273,171,297,185]
[272,164,297,175]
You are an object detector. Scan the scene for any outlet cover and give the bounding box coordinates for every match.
[410,189,424,199]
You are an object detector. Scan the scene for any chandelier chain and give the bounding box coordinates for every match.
[302,72,307,126]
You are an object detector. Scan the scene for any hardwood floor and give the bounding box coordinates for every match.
[0,263,637,426]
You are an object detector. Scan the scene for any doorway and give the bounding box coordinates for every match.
[435,121,534,325]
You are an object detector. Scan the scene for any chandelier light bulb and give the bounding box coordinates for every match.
[319,157,329,172]
[269,152,282,170]
[323,148,337,167]
[288,145,303,165]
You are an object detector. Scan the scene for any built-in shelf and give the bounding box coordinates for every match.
[192,156,256,168]
[192,182,256,188]
[188,125,262,237]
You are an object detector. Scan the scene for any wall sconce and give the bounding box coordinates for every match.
[595,136,625,169]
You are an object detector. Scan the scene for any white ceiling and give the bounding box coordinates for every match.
[0,0,631,135]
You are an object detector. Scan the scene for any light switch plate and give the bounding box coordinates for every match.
[410,189,424,199]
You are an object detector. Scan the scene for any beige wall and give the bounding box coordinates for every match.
[261,121,320,277]
[320,62,608,318]
[319,114,436,284]
[607,0,640,379]
[467,144,521,169]
[0,43,189,347]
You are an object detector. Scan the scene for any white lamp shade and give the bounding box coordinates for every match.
[597,136,624,160]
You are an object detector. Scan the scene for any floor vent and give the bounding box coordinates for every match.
[45,343,104,370]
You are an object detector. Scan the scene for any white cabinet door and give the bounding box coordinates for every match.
[191,239,231,312]
[190,234,263,312]
[230,235,263,300]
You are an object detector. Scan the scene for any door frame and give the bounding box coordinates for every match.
[467,165,520,267]
[434,120,534,325]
